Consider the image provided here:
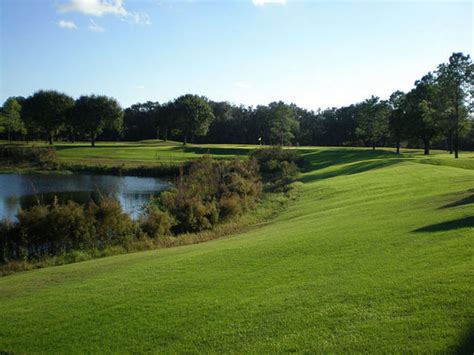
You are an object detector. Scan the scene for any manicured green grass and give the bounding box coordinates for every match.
[3,139,474,169]
[55,141,253,165]
[7,140,255,166]
[0,146,473,352]
[53,141,474,170]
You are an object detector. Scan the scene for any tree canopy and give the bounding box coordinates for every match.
[123,101,159,141]
[173,94,215,145]
[69,95,123,146]
[266,102,299,146]
[436,52,474,158]
[22,90,74,145]
[355,96,390,150]
[0,97,25,143]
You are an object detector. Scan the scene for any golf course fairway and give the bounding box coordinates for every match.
[0,147,473,353]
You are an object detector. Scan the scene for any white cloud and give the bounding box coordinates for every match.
[132,85,145,89]
[57,0,151,25]
[58,0,127,16]
[58,20,78,29]
[252,0,286,5]
[88,19,105,32]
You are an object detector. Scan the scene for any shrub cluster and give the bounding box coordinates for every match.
[0,151,301,267]
[0,197,136,262]
[0,156,263,264]
[250,147,305,189]
[156,156,262,233]
[0,146,58,168]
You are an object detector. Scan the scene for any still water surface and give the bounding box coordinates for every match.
[0,174,170,220]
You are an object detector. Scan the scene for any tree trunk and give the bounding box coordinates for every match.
[91,137,95,147]
[448,132,453,154]
[372,142,375,151]
[423,138,430,155]
[48,134,53,145]
[396,139,400,154]
[454,131,459,159]
[156,126,160,141]
[183,133,187,145]
[164,129,168,142]
[454,104,459,159]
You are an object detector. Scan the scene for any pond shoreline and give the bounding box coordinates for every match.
[0,144,189,178]
[0,161,186,178]
[0,173,171,221]
[0,184,300,276]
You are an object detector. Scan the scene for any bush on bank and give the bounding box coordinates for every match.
[0,197,135,262]
[157,156,262,233]
[250,147,305,190]
[0,146,58,168]
[0,149,301,271]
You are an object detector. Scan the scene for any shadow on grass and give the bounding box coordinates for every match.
[301,148,402,171]
[299,158,403,183]
[413,216,474,233]
[453,322,474,355]
[440,189,474,209]
[54,144,146,151]
[179,146,252,156]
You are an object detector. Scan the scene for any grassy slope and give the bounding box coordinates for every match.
[0,146,473,352]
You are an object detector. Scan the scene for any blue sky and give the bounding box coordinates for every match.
[1,0,472,110]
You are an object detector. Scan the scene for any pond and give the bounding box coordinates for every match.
[0,174,170,221]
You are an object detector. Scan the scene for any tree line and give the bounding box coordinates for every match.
[1,52,473,156]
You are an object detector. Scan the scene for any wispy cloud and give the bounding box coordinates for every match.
[88,19,105,32]
[58,20,78,29]
[123,12,151,25]
[57,0,151,25]
[252,0,286,5]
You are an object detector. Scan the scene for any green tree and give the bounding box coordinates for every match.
[123,101,159,141]
[173,94,214,145]
[405,73,443,155]
[22,90,74,145]
[69,95,123,147]
[0,97,25,143]
[156,101,176,141]
[205,101,236,144]
[436,52,474,158]
[267,102,299,146]
[356,96,390,150]
[388,91,408,154]
[253,105,271,144]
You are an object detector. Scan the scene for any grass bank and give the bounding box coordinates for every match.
[1,186,300,276]
[0,145,473,352]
